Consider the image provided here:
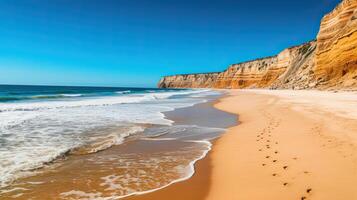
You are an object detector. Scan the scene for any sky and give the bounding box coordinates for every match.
[0,0,341,88]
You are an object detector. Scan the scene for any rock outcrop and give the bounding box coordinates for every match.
[158,0,357,90]
[315,0,357,89]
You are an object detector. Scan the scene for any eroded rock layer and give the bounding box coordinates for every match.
[158,0,357,90]
[159,41,317,89]
[315,0,357,89]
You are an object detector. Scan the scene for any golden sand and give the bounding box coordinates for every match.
[129,89,357,200]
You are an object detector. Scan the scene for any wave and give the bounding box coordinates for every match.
[30,94,83,99]
[0,89,209,113]
[0,94,83,102]
[0,125,145,188]
[60,94,82,97]
[115,90,131,94]
[70,126,145,155]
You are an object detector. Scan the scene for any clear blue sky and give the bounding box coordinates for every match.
[0,0,340,87]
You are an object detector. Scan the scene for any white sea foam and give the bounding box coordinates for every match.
[60,139,213,200]
[0,89,216,188]
[61,94,83,97]
[115,90,131,94]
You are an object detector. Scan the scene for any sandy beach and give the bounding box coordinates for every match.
[128,89,357,200]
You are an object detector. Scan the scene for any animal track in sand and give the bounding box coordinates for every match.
[306,188,312,193]
[272,173,278,176]
[272,160,277,163]
[266,156,270,159]
[283,182,288,186]
[301,196,307,200]
[274,151,278,154]
[283,166,288,170]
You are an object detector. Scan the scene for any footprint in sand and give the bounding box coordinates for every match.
[274,151,278,154]
[283,182,288,186]
[272,160,277,163]
[300,189,312,200]
[283,166,288,170]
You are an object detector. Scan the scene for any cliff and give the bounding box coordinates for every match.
[159,41,317,89]
[315,0,357,89]
[157,72,220,88]
[158,0,357,90]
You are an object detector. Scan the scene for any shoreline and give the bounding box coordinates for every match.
[3,89,356,199]
[125,95,234,200]
[124,140,215,200]
[0,92,235,199]
[127,89,357,200]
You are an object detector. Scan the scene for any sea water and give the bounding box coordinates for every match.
[0,85,234,199]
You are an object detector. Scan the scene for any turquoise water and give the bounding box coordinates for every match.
[0,85,170,102]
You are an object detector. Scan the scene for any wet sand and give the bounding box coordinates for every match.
[128,89,357,200]
[124,142,213,200]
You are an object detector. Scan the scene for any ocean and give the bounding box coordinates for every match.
[0,85,235,199]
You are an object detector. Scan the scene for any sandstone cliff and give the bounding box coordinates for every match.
[157,72,220,88]
[158,0,357,90]
[159,41,317,89]
[315,0,357,89]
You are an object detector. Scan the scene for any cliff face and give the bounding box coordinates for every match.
[158,41,317,89]
[315,0,357,89]
[213,56,277,89]
[158,73,220,88]
[158,0,357,90]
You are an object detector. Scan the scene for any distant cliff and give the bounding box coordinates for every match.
[158,72,220,88]
[158,0,357,90]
